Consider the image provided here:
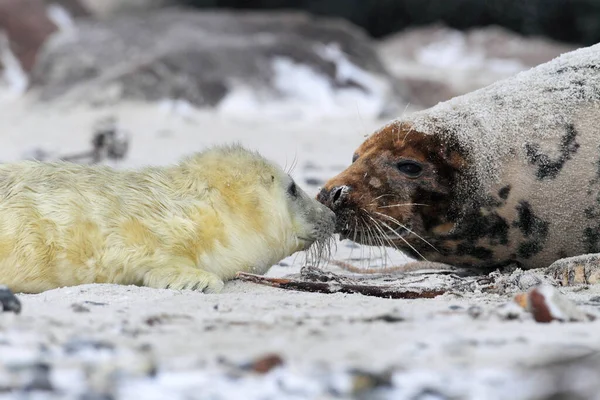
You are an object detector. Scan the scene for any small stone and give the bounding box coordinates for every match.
[348,369,392,394]
[23,363,53,392]
[365,310,405,323]
[64,339,115,354]
[467,305,483,319]
[514,285,594,323]
[83,301,108,306]
[495,301,525,320]
[71,303,90,313]
[242,353,284,374]
[0,285,21,314]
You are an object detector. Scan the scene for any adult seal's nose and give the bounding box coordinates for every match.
[317,185,349,209]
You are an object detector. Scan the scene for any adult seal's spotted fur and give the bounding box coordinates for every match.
[0,144,335,293]
[318,43,600,284]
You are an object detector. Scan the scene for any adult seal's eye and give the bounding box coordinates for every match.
[396,161,423,178]
[288,182,298,197]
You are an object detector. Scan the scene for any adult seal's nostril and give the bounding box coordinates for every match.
[317,186,350,209]
[330,185,349,207]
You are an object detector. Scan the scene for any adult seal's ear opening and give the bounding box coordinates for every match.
[318,42,600,280]
[0,144,335,294]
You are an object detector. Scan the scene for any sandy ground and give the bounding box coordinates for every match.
[1,98,600,399]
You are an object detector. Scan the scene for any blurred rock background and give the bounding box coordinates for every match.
[0,0,585,117]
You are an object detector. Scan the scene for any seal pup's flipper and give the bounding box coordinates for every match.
[546,254,600,286]
[143,266,225,293]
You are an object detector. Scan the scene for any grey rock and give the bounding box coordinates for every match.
[378,25,578,108]
[30,9,404,116]
[79,0,173,17]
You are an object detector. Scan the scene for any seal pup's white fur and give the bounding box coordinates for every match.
[0,144,335,293]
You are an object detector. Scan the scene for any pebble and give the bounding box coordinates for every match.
[0,285,21,314]
[514,285,594,323]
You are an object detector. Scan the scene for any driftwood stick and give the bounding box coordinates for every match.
[236,272,446,299]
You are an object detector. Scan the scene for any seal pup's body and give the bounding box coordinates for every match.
[0,144,335,293]
[318,43,600,282]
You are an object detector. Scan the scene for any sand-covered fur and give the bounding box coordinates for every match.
[319,43,600,272]
[0,144,335,293]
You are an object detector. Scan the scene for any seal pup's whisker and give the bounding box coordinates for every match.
[373,211,439,253]
[288,152,299,175]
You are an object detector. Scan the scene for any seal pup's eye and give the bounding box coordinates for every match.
[288,182,298,197]
[396,161,423,178]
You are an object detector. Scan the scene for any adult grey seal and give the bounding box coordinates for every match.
[318,43,600,285]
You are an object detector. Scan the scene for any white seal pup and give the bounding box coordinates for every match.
[0,144,335,293]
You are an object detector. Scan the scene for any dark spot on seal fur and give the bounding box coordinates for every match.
[440,198,510,261]
[584,226,600,253]
[498,185,511,200]
[514,201,548,237]
[518,241,544,259]
[456,211,509,246]
[525,124,580,180]
[595,148,600,180]
[455,243,494,260]
[555,64,600,75]
[491,94,505,106]
[513,201,549,259]
[557,250,568,259]
[584,206,600,220]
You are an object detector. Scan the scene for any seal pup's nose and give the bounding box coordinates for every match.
[317,185,349,209]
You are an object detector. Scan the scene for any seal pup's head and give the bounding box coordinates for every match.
[175,144,335,276]
[316,122,473,264]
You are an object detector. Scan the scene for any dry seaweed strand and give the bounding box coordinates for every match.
[329,259,409,274]
[236,272,446,299]
[329,259,467,275]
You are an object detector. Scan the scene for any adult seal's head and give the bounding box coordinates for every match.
[318,43,600,271]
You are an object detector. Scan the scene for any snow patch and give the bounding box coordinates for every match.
[0,34,28,100]
[46,3,76,33]
[416,31,525,75]
[218,48,389,121]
